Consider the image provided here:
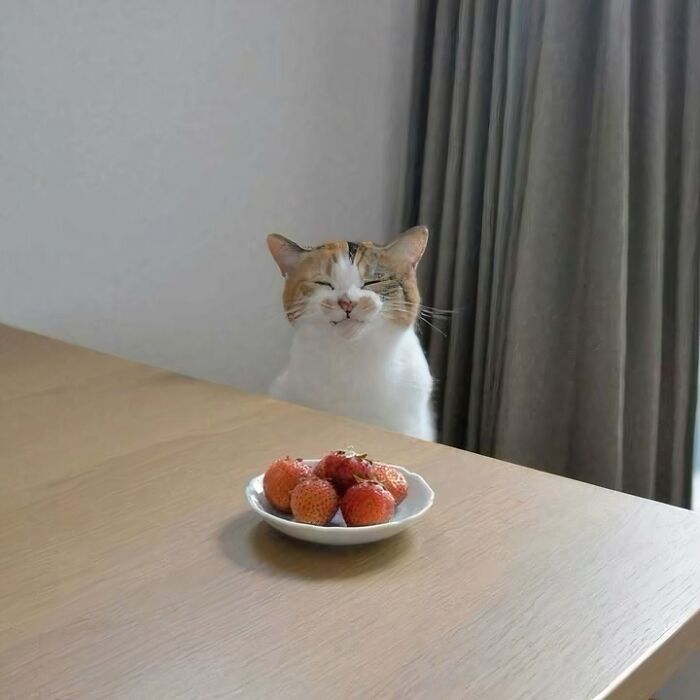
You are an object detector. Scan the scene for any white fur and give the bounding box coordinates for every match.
[270,257,435,441]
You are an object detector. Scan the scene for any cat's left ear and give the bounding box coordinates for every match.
[385,226,429,268]
[267,234,306,276]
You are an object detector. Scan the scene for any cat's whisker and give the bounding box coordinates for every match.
[379,301,451,337]
[419,304,457,315]
[285,301,308,322]
[417,316,447,337]
[381,301,452,317]
[419,310,451,322]
[421,312,453,321]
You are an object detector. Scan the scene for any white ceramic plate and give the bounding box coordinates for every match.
[245,459,434,545]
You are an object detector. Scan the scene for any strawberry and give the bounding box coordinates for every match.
[290,477,339,525]
[314,450,371,495]
[340,480,395,526]
[368,463,408,505]
[263,457,312,513]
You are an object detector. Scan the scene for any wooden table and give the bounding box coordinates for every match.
[1,324,699,700]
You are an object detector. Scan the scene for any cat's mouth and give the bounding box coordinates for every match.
[330,318,363,326]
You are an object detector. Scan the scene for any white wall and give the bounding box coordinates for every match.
[0,0,418,391]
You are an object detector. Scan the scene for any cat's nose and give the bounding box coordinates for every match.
[338,296,356,314]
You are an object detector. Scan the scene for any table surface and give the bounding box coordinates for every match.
[1,324,699,700]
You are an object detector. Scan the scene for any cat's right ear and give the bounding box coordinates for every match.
[267,234,306,276]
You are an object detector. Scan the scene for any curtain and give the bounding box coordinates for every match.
[409,0,699,505]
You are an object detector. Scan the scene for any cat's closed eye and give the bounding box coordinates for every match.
[362,278,389,288]
[314,281,334,289]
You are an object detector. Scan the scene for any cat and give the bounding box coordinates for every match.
[267,226,435,441]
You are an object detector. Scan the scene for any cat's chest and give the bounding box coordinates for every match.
[304,362,400,401]
[284,333,423,407]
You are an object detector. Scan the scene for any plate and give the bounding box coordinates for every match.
[245,459,434,545]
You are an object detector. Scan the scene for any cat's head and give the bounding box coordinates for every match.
[267,226,428,340]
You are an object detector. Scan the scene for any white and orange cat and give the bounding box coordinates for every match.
[267,226,435,441]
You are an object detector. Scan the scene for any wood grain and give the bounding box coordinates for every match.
[1,324,699,700]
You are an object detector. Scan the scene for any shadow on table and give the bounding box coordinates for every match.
[218,512,413,581]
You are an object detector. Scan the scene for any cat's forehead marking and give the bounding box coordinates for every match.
[303,239,397,287]
[330,250,361,288]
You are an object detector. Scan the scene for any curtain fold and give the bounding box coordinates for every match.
[413,0,699,505]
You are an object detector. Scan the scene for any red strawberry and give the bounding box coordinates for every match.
[291,477,339,525]
[340,480,395,526]
[368,463,408,505]
[263,457,312,513]
[315,450,371,495]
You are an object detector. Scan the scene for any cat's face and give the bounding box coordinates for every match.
[267,227,428,340]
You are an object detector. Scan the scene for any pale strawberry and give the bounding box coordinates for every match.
[263,457,312,513]
[314,450,371,495]
[340,480,395,526]
[290,477,339,525]
[368,463,408,505]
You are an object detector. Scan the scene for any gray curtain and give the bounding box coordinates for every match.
[410,0,699,505]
